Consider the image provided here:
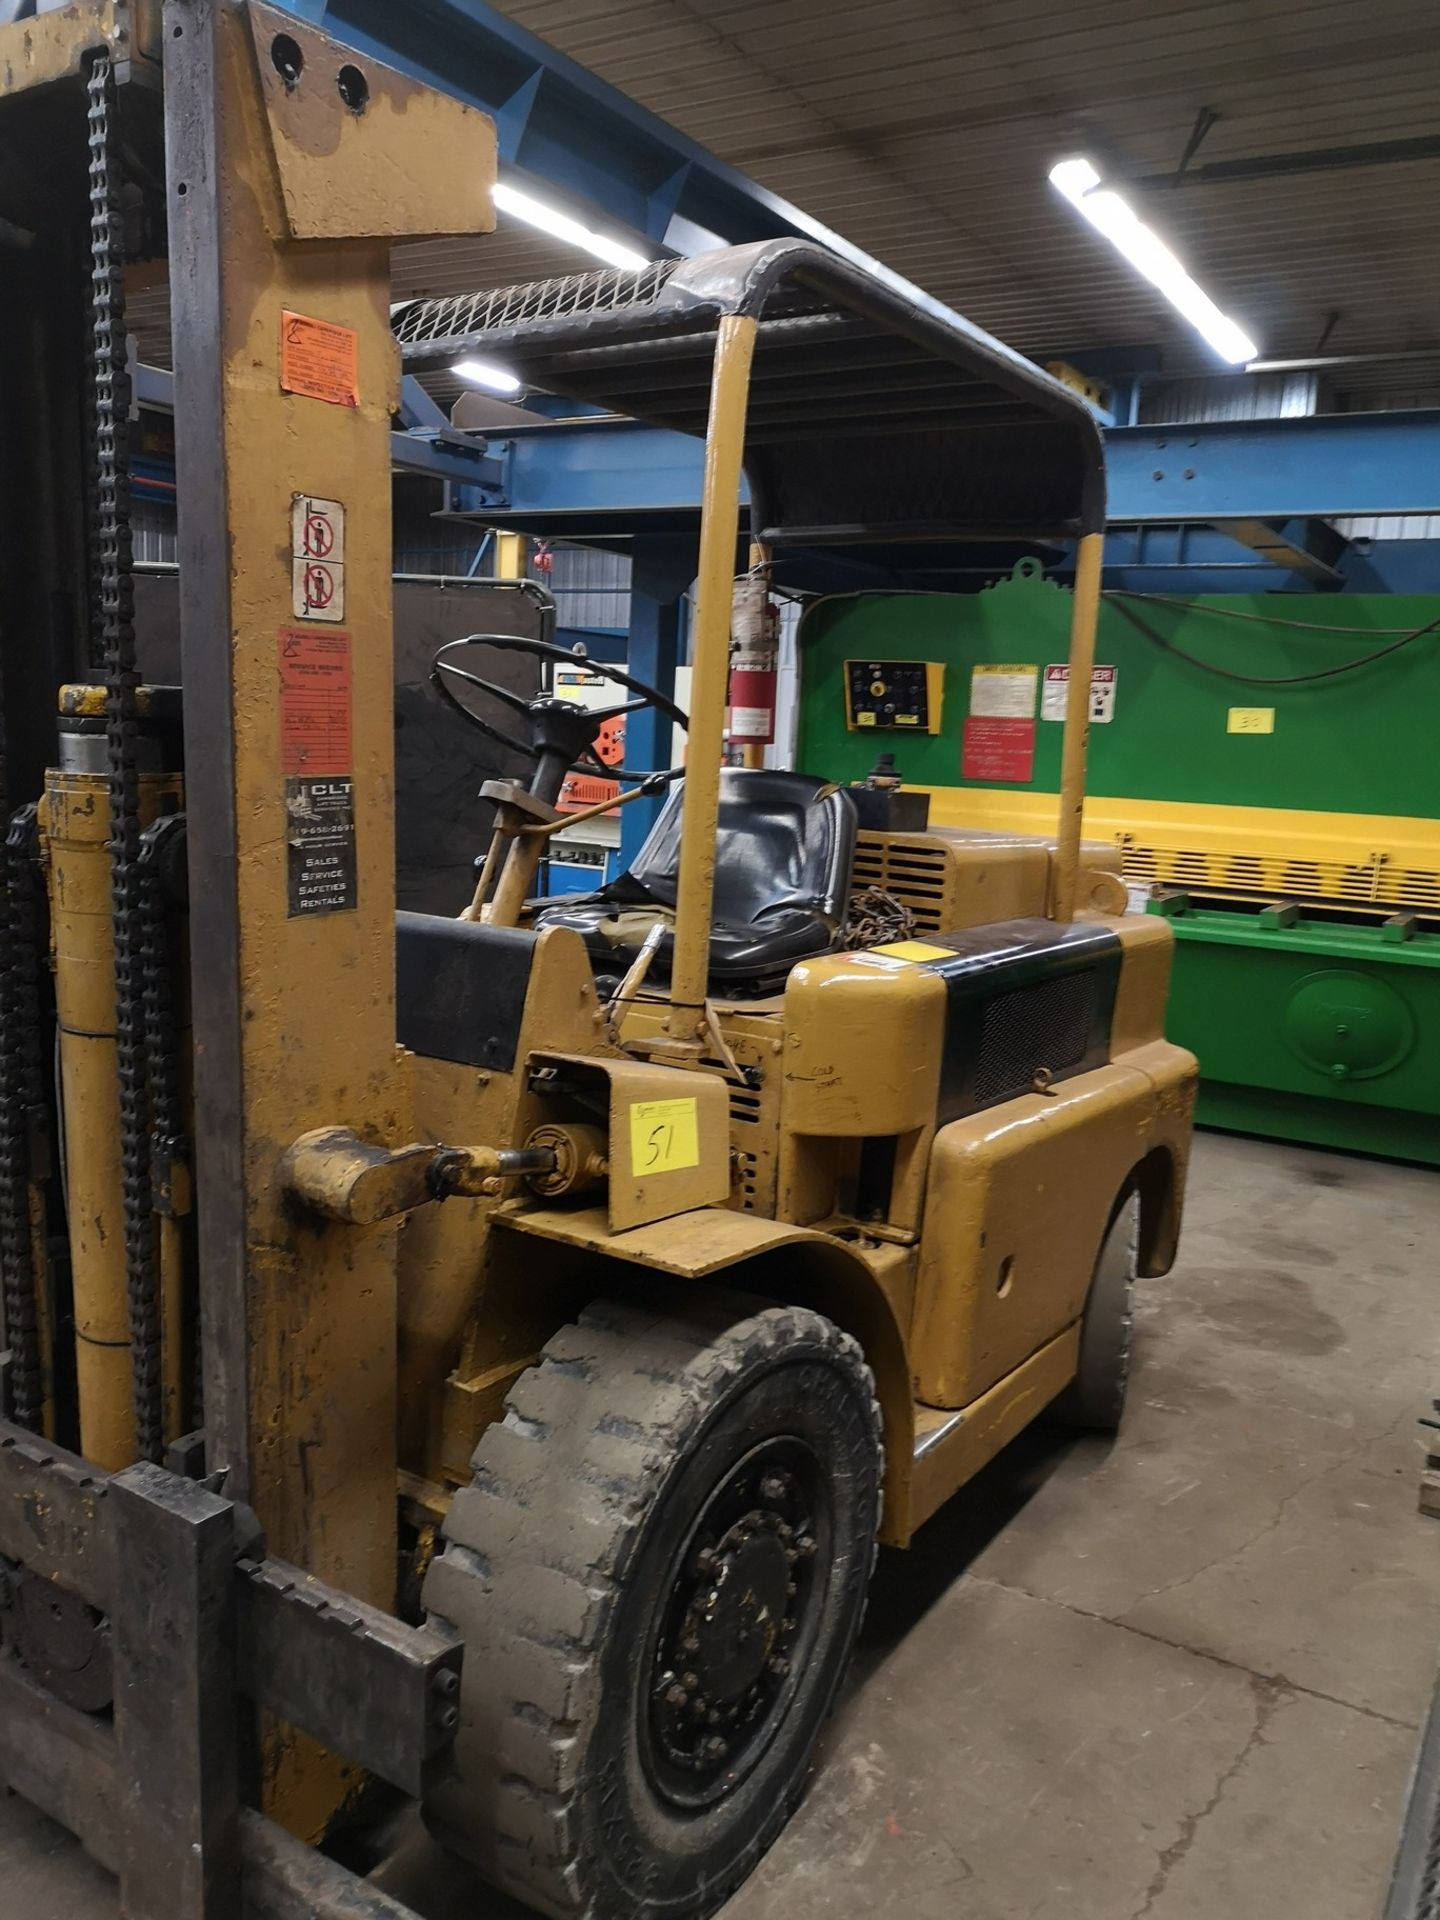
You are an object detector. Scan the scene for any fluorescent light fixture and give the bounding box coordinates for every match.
[1245,350,1425,373]
[1049,156,1257,366]
[493,181,650,273]
[452,357,522,396]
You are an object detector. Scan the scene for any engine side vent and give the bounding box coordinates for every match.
[850,834,949,932]
[734,1150,760,1212]
[972,972,1098,1108]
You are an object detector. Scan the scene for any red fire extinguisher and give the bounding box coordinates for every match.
[728,576,779,747]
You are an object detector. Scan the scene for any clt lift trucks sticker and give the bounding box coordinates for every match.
[1041,663,1117,722]
[278,628,357,916]
[284,777,357,917]
[280,310,360,408]
[291,494,347,622]
[629,1097,700,1175]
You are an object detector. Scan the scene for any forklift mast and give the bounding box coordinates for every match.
[0,3,496,1910]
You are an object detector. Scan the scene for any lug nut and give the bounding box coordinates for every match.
[795,1535,817,1558]
[760,1473,787,1501]
[768,1654,790,1678]
[703,1735,727,1762]
[682,1671,698,1690]
[696,1546,719,1575]
[665,1682,688,1708]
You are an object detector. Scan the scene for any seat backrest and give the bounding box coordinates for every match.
[629,769,857,927]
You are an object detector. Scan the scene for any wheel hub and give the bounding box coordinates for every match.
[687,1515,791,1702]
[647,1453,821,1806]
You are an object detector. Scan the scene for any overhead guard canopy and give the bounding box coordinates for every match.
[393,240,1106,550]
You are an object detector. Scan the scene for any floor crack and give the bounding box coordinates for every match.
[1118,1469,1323,1610]
[1129,1674,1285,1920]
[963,1572,1419,1731]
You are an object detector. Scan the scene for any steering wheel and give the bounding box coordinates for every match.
[431,633,690,779]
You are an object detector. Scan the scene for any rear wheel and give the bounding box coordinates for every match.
[422,1292,883,1920]
[1051,1190,1140,1433]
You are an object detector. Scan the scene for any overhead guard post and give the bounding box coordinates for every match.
[1052,529,1105,923]
[665,312,757,1042]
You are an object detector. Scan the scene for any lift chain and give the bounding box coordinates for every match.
[87,54,162,1465]
[0,808,49,1432]
[137,814,189,1219]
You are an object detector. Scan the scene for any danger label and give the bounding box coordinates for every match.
[278,627,352,777]
[280,311,359,408]
[1042,663,1117,723]
[291,495,346,621]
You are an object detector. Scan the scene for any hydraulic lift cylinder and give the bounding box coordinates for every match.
[42,699,183,1469]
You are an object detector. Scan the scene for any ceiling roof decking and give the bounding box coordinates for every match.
[130,0,1440,419]
[474,0,1440,399]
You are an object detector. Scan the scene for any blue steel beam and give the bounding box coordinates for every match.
[452,410,1440,534]
[1107,413,1440,522]
[135,363,507,491]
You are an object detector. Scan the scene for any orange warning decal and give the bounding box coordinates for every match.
[280,310,359,408]
[278,627,352,776]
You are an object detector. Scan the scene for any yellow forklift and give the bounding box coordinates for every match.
[0,6,1196,1918]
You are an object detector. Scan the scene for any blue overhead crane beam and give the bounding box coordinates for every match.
[1109,412,1440,522]
[449,408,1440,532]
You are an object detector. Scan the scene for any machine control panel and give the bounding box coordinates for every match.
[844,659,944,733]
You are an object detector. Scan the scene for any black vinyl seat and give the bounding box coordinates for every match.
[533,769,858,996]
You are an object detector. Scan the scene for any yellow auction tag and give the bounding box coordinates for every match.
[1227,706,1275,734]
[872,939,955,962]
[629,1097,700,1175]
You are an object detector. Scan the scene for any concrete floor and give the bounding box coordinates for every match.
[3,1131,1437,1919]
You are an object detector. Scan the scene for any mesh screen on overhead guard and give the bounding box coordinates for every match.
[972,971,1097,1107]
[394,259,683,353]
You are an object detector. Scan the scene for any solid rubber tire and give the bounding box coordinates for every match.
[1050,1190,1141,1433]
[421,1291,883,1920]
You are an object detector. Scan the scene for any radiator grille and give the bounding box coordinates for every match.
[973,973,1097,1107]
[1121,842,1440,913]
[851,835,949,931]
